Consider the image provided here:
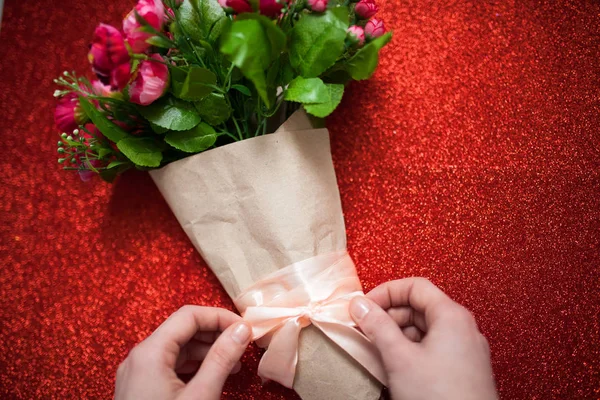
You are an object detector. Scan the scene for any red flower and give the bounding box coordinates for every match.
[224,0,253,13]
[260,0,284,17]
[55,93,87,134]
[123,0,165,53]
[88,24,131,90]
[365,17,385,38]
[308,0,327,12]
[355,0,378,19]
[347,25,365,46]
[129,54,170,106]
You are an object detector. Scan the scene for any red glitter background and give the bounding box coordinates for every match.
[0,0,599,398]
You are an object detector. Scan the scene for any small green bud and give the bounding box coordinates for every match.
[70,158,77,163]
[53,90,62,97]
[58,158,66,164]
[61,133,67,138]
[58,148,65,154]
[58,141,63,147]
[73,129,79,136]
[63,71,69,76]
[66,135,73,141]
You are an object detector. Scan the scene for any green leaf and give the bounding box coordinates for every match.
[345,32,393,80]
[236,14,286,61]
[191,0,227,41]
[150,122,169,134]
[322,70,352,85]
[176,0,225,42]
[146,35,174,49]
[169,65,188,97]
[117,137,163,167]
[346,44,378,80]
[194,93,232,125]
[284,77,329,104]
[220,15,285,108]
[277,54,295,87]
[165,123,217,153]
[106,160,130,169]
[78,96,129,143]
[231,84,251,96]
[97,148,112,159]
[289,8,349,78]
[370,31,393,51]
[138,96,201,131]
[303,84,344,118]
[99,168,120,183]
[172,66,217,101]
[208,16,229,43]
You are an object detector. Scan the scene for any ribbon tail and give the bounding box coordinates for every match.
[257,318,303,389]
[313,320,388,387]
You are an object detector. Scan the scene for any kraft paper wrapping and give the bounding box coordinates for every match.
[150,110,382,400]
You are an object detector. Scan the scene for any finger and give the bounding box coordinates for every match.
[350,296,414,363]
[367,278,454,327]
[181,322,251,400]
[387,307,427,332]
[175,341,211,368]
[176,360,201,375]
[401,326,423,342]
[145,306,241,366]
[176,360,242,375]
[194,331,221,344]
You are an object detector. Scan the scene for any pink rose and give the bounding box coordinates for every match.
[129,54,170,106]
[260,0,284,17]
[308,0,328,12]
[123,0,166,53]
[365,17,385,38]
[55,93,87,134]
[224,0,253,13]
[88,24,131,90]
[354,0,377,19]
[347,25,365,46]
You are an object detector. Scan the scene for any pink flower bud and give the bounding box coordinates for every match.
[364,17,385,38]
[92,80,114,97]
[260,0,284,17]
[225,0,253,13]
[123,0,166,53]
[55,93,87,134]
[129,54,170,106]
[347,25,365,46]
[308,0,328,12]
[354,0,377,19]
[88,24,131,90]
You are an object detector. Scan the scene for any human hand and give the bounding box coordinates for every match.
[115,306,251,400]
[350,278,498,400]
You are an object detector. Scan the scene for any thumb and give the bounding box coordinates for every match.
[350,296,414,363]
[180,322,251,400]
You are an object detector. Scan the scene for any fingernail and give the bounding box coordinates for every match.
[231,323,251,344]
[351,297,371,321]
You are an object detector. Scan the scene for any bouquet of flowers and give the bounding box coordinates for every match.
[54,0,390,398]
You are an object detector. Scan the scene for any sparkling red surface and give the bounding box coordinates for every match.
[1,0,599,399]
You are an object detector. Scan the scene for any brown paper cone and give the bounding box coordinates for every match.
[150,110,382,400]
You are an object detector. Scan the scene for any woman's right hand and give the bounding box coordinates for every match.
[350,278,498,400]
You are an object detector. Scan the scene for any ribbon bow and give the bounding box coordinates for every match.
[234,251,387,389]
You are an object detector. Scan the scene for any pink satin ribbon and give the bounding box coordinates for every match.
[234,250,387,389]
